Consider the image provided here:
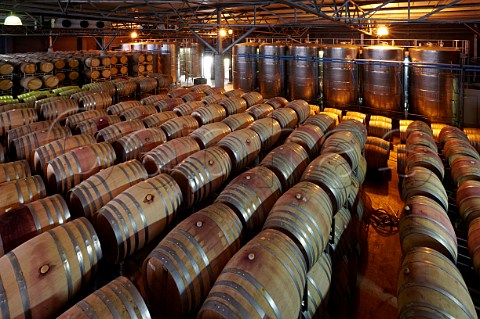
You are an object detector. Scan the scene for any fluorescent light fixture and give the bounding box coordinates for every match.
[4,13,22,26]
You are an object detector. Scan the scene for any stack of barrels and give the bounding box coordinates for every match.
[397,121,477,319]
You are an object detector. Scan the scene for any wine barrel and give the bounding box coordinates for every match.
[142,136,200,176]
[95,174,183,264]
[0,160,31,184]
[397,247,477,319]
[20,77,42,90]
[0,63,14,75]
[285,124,324,159]
[53,59,65,69]
[406,120,433,140]
[260,142,310,190]
[46,142,116,194]
[151,74,172,88]
[247,118,282,151]
[154,98,185,112]
[171,146,232,208]
[406,145,445,180]
[181,92,206,103]
[106,100,142,115]
[286,99,310,124]
[217,128,261,172]
[144,203,243,319]
[0,175,46,214]
[222,113,255,131]
[246,103,274,120]
[400,195,457,261]
[168,88,191,99]
[7,120,57,149]
[368,118,392,139]
[439,125,469,146]
[0,217,102,319]
[85,57,101,67]
[0,194,70,256]
[219,96,248,116]
[143,111,178,128]
[65,110,108,130]
[224,89,245,98]
[0,108,38,137]
[241,91,263,107]
[33,134,96,176]
[321,130,362,170]
[319,111,339,125]
[79,92,113,110]
[263,181,333,269]
[68,71,79,80]
[11,126,72,162]
[324,107,343,121]
[304,252,332,319]
[335,119,368,148]
[190,122,232,149]
[96,119,145,143]
[132,54,145,63]
[342,115,364,123]
[265,96,289,109]
[451,156,480,186]
[120,104,158,121]
[204,87,226,96]
[301,153,352,212]
[444,139,480,167]
[42,75,59,88]
[457,180,480,225]
[173,101,204,116]
[465,128,480,153]
[140,94,169,105]
[406,131,437,152]
[68,160,148,220]
[397,144,407,177]
[268,108,298,129]
[160,115,199,140]
[75,115,121,136]
[40,98,80,121]
[201,94,227,105]
[216,166,282,234]
[365,136,391,170]
[198,228,306,319]
[112,128,167,162]
[468,218,480,279]
[402,166,448,211]
[58,276,150,319]
[114,80,138,97]
[190,84,211,93]
[0,79,13,91]
[191,104,227,126]
[67,58,80,68]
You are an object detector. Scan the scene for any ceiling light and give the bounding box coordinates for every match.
[376,25,389,37]
[228,29,233,35]
[219,29,227,37]
[4,13,22,26]
[130,31,138,39]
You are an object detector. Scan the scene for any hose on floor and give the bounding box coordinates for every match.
[368,207,399,236]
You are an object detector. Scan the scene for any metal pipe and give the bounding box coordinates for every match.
[215,9,224,88]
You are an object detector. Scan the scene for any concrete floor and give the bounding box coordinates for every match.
[353,145,403,319]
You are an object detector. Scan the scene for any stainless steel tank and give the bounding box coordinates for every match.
[159,42,178,83]
[409,46,460,125]
[323,44,359,108]
[233,43,259,91]
[287,43,320,102]
[258,43,286,99]
[362,45,404,111]
[179,43,204,80]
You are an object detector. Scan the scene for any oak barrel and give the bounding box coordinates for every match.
[75,115,121,136]
[0,217,102,319]
[65,110,108,130]
[95,174,183,264]
[265,96,289,109]
[468,218,480,279]
[286,99,310,124]
[20,77,42,90]
[0,194,70,256]
[190,122,232,149]
[191,104,227,126]
[142,136,200,176]
[95,119,145,143]
[216,166,282,234]
[144,203,243,318]
[140,94,169,106]
[304,252,332,319]
[260,142,310,190]
[173,101,205,116]
[222,113,255,131]
[7,121,57,149]
[155,98,186,112]
[159,115,199,140]
[0,108,38,137]
[46,142,116,194]
[402,166,448,211]
[241,91,263,107]
[0,175,46,214]
[40,98,79,121]
[285,124,324,159]
[171,146,232,208]
[457,180,480,225]
[201,94,227,105]
[57,276,151,319]
[217,128,261,172]
[0,160,31,184]
[143,111,178,128]
[263,181,333,269]
[112,128,167,162]
[268,107,299,129]
[68,160,148,220]
[247,117,282,151]
[106,100,142,115]
[79,92,113,110]
[198,228,307,319]
[219,96,248,116]
[405,145,445,180]
[246,103,274,120]
[321,130,362,170]
[120,104,158,121]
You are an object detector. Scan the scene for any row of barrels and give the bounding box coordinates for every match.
[397,121,477,319]
[0,84,371,319]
